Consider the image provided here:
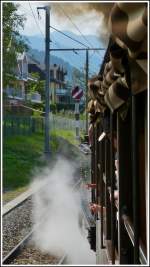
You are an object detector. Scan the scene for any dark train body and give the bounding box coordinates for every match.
[87,2,148,265]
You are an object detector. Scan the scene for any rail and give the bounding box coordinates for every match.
[3,180,51,216]
[2,227,35,264]
[2,177,83,265]
[58,254,67,265]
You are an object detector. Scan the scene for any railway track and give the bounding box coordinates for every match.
[2,174,86,265]
[3,198,71,265]
[3,227,67,265]
[3,227,35,264]
[2,152,93,265]
[3,180,49,217]
[3,206,69,265]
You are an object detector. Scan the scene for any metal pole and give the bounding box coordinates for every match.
[85,49,89,134]
[45,6,50,155]
[75,100,80,139]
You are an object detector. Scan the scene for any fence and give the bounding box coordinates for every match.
[3,116,44,137]
[3,114,86,137]
[50,114,86,133]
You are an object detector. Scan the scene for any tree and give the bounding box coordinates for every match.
[3,2,28,87]
[72,68,85,91]
[27,72,45,101]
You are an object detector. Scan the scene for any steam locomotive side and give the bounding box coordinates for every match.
[87,2,148,264]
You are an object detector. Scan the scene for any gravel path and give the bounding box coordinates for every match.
[11,241,61,265]
[3,198,33,258]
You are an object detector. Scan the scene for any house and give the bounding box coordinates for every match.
[28,61,69,104]
[50,64,68,104]
[5,52,28,101]
[5,51,69,105]
[5,52,41,104]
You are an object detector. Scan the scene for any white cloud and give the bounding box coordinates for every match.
[17,1,45,36]
[16,1,101,37]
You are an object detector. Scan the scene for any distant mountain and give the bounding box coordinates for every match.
[25,35,45,51]
[25,31,106,75]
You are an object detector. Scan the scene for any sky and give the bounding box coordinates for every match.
[16,1,103,37]
[13,1,108,76]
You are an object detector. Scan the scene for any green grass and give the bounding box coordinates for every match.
[3,133,59,191]
[55,112,86,121]
[3,186,29,203]
[51,129,79,146]
[3,129,78,202]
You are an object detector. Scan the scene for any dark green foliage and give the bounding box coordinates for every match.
[27,72,45,100]
[3,2,28,87]
[56,103,75,111]
[50,103,57,113]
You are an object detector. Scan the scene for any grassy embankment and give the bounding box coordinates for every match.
[3,129,79,202]
[51,129,79,146]
[56,112,86,121]
[3,132,58,202]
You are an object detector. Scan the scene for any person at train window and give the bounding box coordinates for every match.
[86,183,118,205]
[89,203,106,214]
[86,150,119,194]
[85,183,96,189]
[86,149,119,212]
[89,189,119,215]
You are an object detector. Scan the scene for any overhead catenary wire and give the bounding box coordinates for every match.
[20,4,104,83]
[51,36,79,55]
[28,1,45,38]
[58,5,96,50]
[58,5,97,59]
[20,4,104,63]
[19,4,34,17]
[50,25,89,49]
[52,4,105,65]
[19,3,48,43]
[58,4,103,57]
[19,5,84,69]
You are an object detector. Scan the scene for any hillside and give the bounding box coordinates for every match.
[25,31,106,78]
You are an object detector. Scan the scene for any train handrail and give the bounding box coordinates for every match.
[122,214,147,264]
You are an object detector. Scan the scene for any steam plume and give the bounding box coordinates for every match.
[31,157,96,264]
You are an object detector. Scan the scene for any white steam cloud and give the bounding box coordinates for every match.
[30,157,96,265]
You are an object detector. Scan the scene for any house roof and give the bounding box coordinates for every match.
[38,63,67,74]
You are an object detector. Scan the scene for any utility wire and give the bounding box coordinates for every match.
[58,4,102,57]
[19,4,45,40]
[51,34,79,56]
[19,4,34,17]
[58,5,94,49]
[28,1,45,38]
[50,25,89,48]
[19,5,80,62]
